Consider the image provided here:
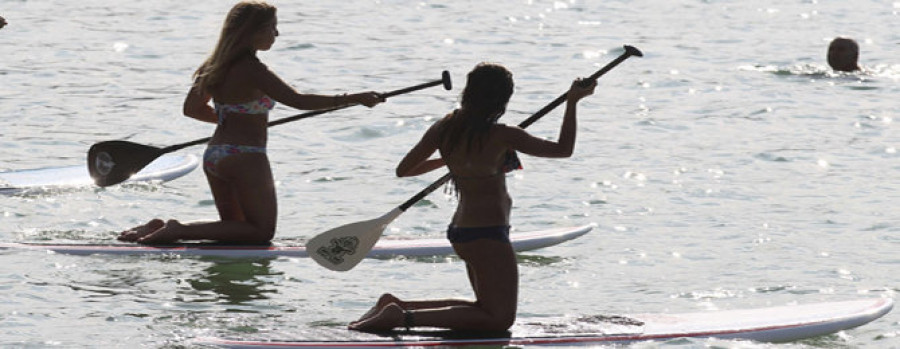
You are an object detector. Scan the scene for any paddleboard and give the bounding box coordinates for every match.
[0,153,199,195]
[195,298,893,348]
[0,225,591,258]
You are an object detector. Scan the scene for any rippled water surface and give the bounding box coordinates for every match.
[1,0,898,348]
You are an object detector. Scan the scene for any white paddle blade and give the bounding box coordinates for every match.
[307,208,403,272]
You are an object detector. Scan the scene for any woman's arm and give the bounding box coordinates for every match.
[183,84,218,124]
[399,158,445,177]
[396,122,445,177]
[500,78,595,158]
[250,62,384,110]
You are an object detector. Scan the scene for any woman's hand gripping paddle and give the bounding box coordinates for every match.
[87,71,453,187]
[308,45,643,272]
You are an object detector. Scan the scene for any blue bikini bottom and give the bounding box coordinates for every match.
[446,225,511,244]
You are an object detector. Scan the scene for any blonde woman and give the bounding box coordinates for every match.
[119,1,383,243]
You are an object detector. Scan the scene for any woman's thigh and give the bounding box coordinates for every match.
[455,240,519,315]
[212,153,278,232]
[206,168,244,221]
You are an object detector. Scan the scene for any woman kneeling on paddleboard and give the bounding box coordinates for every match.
[119,1,383,244]
[349,63,595,332]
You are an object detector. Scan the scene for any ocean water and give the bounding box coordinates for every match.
[1,0,898,347]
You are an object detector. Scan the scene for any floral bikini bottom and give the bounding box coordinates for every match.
[203,144,267,177]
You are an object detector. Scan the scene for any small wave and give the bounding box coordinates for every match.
[742,63,899,82]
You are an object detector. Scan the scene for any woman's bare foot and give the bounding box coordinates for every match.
[356,293,402,324]
[137,219,185,244]
[117,219,164,242]
[349,303,404,332]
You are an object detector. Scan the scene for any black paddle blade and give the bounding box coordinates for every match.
[88,140,165,187]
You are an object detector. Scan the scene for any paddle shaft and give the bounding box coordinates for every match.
[397,46,642,212]
[158,72,452,154]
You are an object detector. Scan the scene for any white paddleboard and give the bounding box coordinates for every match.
[0,153,200,195]
[0,225,591,258]
[195,298,893,348]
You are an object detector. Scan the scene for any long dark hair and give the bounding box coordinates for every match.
[439,63,514,154]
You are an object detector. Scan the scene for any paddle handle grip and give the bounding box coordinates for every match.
[382,70,452,99]
[399,45,643,210]
[517,45,642,129]
[264,71,452,129]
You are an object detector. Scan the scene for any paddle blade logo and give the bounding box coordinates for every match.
[94,151,115,176]
[315,236,359,265]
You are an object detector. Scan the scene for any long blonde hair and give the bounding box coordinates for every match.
[193,1,277,93]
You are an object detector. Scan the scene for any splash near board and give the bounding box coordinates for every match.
[195,298,893,348]
[0,225,591,258]
[0,153,199,195]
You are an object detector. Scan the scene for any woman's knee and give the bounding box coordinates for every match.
[481,309,516,331]
[256,224,276,242]
[497,314,516,331]
[475,295,517,331]
[240,200,277,241]
[239,220,275,243]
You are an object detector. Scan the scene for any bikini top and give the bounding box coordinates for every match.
[451,150,522,181]
[214,95,276,125]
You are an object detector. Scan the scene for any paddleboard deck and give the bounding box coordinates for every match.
[0,153,199,195]
[195,298,893,348]
[0,225,591,258]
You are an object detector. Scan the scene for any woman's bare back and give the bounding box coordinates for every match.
[441,125,514,227]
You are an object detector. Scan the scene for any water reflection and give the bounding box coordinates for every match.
[185,257,281,306]
[41,255,282,309]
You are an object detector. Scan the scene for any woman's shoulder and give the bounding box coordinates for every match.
[490,123,529,145]
[228,54,269,77]
[491,123,524,134]
[428,112,455,128]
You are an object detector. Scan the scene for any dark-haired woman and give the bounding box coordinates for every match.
[349,63,596,332]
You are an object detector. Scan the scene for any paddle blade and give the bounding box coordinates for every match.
[307,207,403,272]
[88,140,165,187]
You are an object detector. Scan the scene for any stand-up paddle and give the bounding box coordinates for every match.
[88,71,453,187]
[308,45,643,271]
